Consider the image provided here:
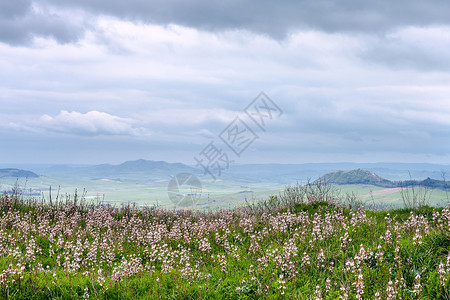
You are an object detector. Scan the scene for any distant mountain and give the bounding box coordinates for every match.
[40,159,199,179]
[316,168,449,189]
[3,161,449,183]
[228,162,450,183]
[0,168,39,178]
[401,177,450,189]
[116,159,193,172]
[316,169,393,186]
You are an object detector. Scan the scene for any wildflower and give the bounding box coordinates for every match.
[340,285,349,300]
[325,278,331,291]
[375,244,383,263]
[328,261,334,272]
[446,252,450,273]
[277,274,287,295]
[353,270,364,300]
[82,287,89,299]
[386,279,397,300]
[412,228,422,246]
[216,254,227,272]
[413,272,422,296]
[301,252,310,267]
[438,261,446,286]
[317,248,325,268]
[199,237,211,252]
[314,284,322,300]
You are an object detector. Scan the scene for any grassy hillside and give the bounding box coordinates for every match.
[1,184,450,299]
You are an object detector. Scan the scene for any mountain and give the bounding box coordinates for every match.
[0,168,39,178]
[3,161,449,182]
[316,168,449,189]
[401,177,449,189]
[316,169,393,186]
[115,159,193,172]
[228,162,450,183]
[40,159,199,179]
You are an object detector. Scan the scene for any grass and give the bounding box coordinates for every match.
[0,182,450,299]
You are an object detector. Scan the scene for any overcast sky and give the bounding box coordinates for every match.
[1,0,449,165]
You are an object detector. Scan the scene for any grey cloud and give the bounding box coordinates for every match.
[0,1,85,45]
[0,0,31,18]
[43,0,450,38]
[3,0,450,45]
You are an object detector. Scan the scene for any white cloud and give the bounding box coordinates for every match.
[39,110,144,136]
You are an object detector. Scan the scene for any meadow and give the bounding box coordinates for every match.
[1,183,450,299]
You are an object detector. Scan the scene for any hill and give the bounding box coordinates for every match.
[316,168,449,189]
[316,168,394,186]
[0,168,39,178]
[39,159,198,179]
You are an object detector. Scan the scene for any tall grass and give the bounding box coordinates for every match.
[400,173,432,210]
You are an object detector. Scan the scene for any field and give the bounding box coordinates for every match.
[1,174,449,211]
[0,176,287,209]
[1,183,450,299]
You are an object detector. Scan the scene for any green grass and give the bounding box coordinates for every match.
[1,182,450,299]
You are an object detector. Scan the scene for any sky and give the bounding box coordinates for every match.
[1,0,450,165]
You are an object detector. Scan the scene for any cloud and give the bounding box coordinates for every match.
[196,129,215,139]
[39,110,143,136]
[0,0,31,18]
[0,1,85,45]
[41,0,450,38]
[1,3,450,164]
[362,27,450,71]
[3,0,450,46]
